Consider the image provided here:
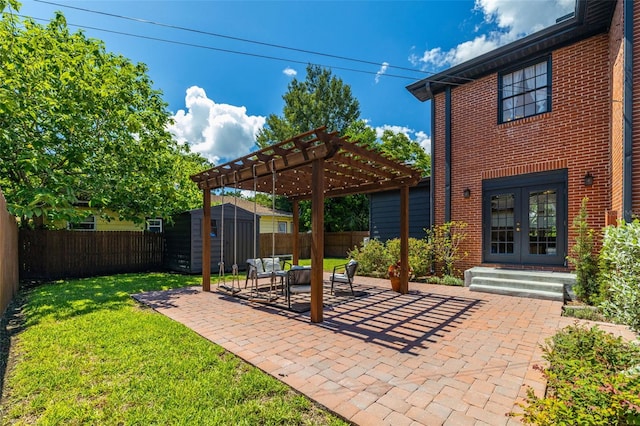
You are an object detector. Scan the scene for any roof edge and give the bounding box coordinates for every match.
[407,0,614,101]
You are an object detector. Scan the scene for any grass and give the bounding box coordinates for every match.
[0,273,347,425]
[297,258,349,272]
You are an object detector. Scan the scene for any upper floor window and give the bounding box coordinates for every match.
[146,218,163,233]
[500,59,550,123]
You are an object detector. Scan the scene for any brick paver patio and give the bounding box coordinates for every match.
[133,275,637,425]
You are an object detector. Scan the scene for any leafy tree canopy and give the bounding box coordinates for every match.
[256,64,360,147]
[254,65,430,231]
[0,4,209,228]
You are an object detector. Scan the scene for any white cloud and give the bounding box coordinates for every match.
[375,62,389,84]
[413,0,575,70]
[374,125,432,154]
[283,67,297,77]
[414,131,431,153]
[168,86,265,164]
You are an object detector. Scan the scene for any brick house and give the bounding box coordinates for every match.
[407,0,637,288]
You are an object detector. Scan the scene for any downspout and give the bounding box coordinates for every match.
[430,85,435,231]
[444,86,452,222]
[623,0,634,222]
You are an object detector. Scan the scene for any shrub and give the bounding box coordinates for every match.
[425,275,463,286]
[426,221,468,277]
[517,324,640,425]
[567,197,600,304]
[347,239,391,278]
[598,220,640,331]
[385,237,433,278]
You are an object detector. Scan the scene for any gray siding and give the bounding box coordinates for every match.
[163,212,192,272]
[369,178,430,242]
[165,204,257,274]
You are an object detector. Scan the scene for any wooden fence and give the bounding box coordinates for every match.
[19,230,164,281]
[0,189,19,316]
[259,231,368,259]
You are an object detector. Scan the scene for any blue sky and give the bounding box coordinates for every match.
[18,0,574,164]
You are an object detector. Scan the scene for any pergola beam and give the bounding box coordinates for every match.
[190,126,422,323]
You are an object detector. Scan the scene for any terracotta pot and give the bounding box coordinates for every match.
[389,276,401,292]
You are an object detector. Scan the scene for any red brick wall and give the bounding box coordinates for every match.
[432,35,612,274]
[610,0,624,222]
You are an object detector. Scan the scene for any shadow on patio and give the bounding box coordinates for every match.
[243,284,484,356]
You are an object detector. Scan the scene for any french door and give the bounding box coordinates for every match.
[483,171,567,266]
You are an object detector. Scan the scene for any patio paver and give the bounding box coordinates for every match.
[133,275,637,425]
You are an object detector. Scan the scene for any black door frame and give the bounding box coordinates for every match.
[482,169,568,266]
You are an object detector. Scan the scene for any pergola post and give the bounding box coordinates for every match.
[400,185,409,294]
[202,189,211,292]
[310,158,324,323]
[292,199,299,265]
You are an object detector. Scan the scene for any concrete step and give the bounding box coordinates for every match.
[469,283,564,301]
[466,266,575,285]
[465,267,574,301]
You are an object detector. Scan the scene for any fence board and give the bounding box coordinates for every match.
[259,231,368,259]
[0,188,19,316]
[19,230,164,281]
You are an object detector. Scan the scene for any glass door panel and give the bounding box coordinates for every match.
[490,194,516,255]
[527,190,557,256]
[484,191,520,263]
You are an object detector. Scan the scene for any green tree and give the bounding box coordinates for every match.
[378,130,430,177]
[256,64,366,231]
[0,5,207,227]
[256,64,360,147]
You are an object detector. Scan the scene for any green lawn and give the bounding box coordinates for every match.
[0,273,347,425]
[297,258,349,272]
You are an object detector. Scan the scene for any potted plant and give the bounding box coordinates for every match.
[387,260,411,292]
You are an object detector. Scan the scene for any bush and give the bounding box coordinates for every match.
[598,220,640,331]
[425,275,463,286]
[385,238,433,278]
[347,239,392,278]
[517,324,640,425]
[426,221,468,277]
[567,197,600,304]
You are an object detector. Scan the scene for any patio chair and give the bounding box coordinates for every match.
[286,266,312,308]
[245,257,285,288]
[330,260,358,296]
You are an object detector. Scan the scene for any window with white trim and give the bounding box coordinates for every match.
[146,218,163,233]
[278,221,287,233]
[500,59,550,123]
[68,215,96,231]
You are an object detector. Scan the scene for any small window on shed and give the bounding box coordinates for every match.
[210,219,218,237]
[278,221,288,233]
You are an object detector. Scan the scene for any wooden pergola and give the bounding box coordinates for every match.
[190,127,422,323]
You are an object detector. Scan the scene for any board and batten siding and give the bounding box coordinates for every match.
[369,178,430,242]
[188,205,257,274]
[163,212,192,273]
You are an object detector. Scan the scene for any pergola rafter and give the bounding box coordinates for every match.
[190,127,422,323]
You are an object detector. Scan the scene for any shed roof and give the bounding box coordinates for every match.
[210,196,293,218]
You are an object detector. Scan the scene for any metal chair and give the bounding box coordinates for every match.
[286,267,312,308]
[330,260,358,296]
